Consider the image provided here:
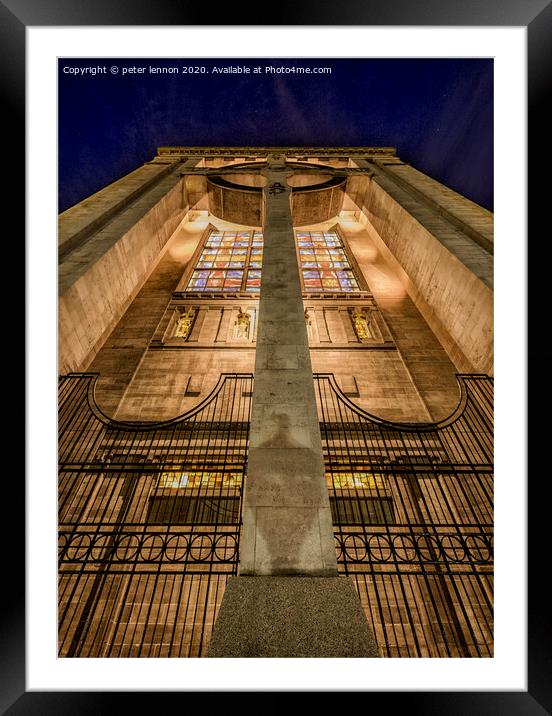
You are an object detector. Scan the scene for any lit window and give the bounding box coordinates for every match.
[185,230,263,293]
[327,472,386,490]
[157,471,242,488]
[185,228,361,294]
[296,230,360,292]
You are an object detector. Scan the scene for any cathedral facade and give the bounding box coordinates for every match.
[58,147,493,657]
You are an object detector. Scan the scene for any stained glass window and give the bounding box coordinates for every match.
[186,230,263,293]
[295,230,361,292]
[186,228,361,294]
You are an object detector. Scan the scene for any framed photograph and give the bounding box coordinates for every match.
[14,1,546,711]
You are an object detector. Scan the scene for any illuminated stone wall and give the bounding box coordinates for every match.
[60,146,490,421]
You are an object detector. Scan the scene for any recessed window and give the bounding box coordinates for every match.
[185,228,361,294]
[296,230,360,292]
[185,230,263,292]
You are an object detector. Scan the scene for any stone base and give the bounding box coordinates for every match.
[207,576,379,658]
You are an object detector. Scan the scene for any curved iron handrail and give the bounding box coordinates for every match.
[314,372,493,432]
[61,371,492,433]
[61,371,254,430]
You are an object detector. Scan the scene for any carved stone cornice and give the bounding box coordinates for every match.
[158,145,397,158]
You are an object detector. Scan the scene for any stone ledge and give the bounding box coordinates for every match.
[207,576,379,658]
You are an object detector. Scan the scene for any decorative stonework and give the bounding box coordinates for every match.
[233,308,251,341]
[304,308,315,342]
[157,145,397,158]
[154,296,392,349]
[350,308,372,341]
[173,307,197,340]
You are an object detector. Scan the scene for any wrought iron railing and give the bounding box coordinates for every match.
[58,372,493,658]
[314,373,493,657]
[58,373,252,657]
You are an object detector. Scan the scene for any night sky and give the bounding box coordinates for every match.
[58,58,493,213]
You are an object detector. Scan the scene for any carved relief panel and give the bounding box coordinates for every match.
[348,307,385,342]
[302,295,392,347]
[151,293,393,349]
[153,299,259,347]
[173,307,198,340]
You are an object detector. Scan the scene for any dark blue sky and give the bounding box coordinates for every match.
[58,58,493,212]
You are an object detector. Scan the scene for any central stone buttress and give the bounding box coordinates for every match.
[239,161,337,576]
[208,158,378,657]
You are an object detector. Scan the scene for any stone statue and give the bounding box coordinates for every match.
[351,308,371,340]
[234,308,251,340]
[174,307,196,340]
[304,308,315,342]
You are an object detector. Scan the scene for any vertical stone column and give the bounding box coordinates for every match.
[240,158,337,576]
[208,156,378,657]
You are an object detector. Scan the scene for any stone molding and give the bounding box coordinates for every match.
[157,145,397,158]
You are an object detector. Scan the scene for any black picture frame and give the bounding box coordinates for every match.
[11,0,549,711]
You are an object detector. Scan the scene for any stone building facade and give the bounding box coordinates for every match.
[58,147,493,658]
